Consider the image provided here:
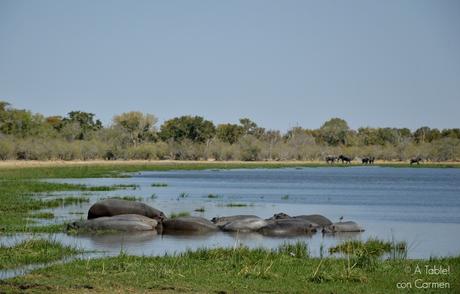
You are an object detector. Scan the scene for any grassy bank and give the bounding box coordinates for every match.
[1,245,458,293]
[0,239,81,270]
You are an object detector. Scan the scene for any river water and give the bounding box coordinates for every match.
[2,166,460,273]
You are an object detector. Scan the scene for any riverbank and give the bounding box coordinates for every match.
[1,244,458,293]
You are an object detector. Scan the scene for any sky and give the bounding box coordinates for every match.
[0,0,459,131]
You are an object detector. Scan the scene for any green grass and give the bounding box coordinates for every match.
[101,196,142,201]
[329,239,407,257]
[1,244,458,293]
[224,203,249,207]
[151,182,168,187]
[0,239,81,270]
[206,193,221,199]
[29,212,55,219]
[170,211,191,219]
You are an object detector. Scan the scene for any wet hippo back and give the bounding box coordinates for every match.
[69,214,158,232]
[220,217,268,232]
[258,218,317,236]
[294,215,332,227]
[323,221,364,233]
[88,199,166,221]
[211,215,261,227]
[163,217,218,233]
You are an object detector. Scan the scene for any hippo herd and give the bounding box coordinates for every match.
[68,199,364,236]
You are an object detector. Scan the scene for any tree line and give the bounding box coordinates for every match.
[0,101,459,161]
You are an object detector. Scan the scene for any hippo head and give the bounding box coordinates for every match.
[154,211,167,222]
[271,212,291,220]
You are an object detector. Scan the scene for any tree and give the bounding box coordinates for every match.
[113,111,157,146]
[62,111,102,140]
[216,123,244,144]
[319,118,350,146]
[239,118,265,138]
[159,116,215,143]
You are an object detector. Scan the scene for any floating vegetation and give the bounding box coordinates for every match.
[170,211,191,219]
[207,193,221,199]
[85,184,139,191]
[179,192,189,198]
[150,193,158,199]
[102,196,142,201]
[281,194,289,200]
[194,207,205,212]
[151,183,168,187]
[30,212,54,219]
[225,203,249,207]
[69,211,85,215]
[43,197,90,208]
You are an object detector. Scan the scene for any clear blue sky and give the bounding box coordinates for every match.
[1,0,459,131]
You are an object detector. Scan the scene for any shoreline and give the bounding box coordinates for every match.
[1,159,459,169]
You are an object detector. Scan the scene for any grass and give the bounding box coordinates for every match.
[206,193,221,199]
[151,182,168,187]
[0,239,81,270]
[224,203,249,207]
[170,211,191,219]
[281,194,289,200]
[329,238,407,257]
[178,192,189,198]
[101,196,142,201]
[1,244,458,293]
[29,212,54,219]
[194,207,205,212]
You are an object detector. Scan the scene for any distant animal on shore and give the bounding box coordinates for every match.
[325,155,337,164]
[410,157,422,165]
[338,155,352,164]
[361,156,375,165]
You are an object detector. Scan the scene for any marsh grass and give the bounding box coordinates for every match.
[29,212,54,219]
[206,193,221,199]
[170,211,191,219]
[194,207,205,212]
[101,196,142,201]
[0,239,81,270]
[281,194,289,200]
[150,182,168,187]
[222,203,250,207]
[1,243,458,293]
[178,192,189,198]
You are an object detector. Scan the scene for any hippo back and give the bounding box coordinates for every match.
[88,199,166,221]
[163,217,218,233]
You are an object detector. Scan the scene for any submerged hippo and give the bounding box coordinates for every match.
[88,199,166,221]
[258,218,317,236]
[162,217,218,234]
[68,214,158,232]
[218,216,268,233]
[323,221,364,233]
[267,213,332,227]
[211,215,260,227]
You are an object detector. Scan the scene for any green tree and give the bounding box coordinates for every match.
[159,116,215,143]
[239,118,265,138]
[216,123,244,144]
[62,111,102,140]
[319,118,350,146]
[113,111,157,146]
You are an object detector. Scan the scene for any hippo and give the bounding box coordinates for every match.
[68,214,158,232]
[323,221,364,233]
[212,215,261,226]
[87,199,166,221]
[258,218,317,236]
[162,216,218,234]
[218,216,268,233]
[267,213,332,227]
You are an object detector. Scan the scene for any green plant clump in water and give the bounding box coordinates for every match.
[101,196,142,201]
[179,192,189,198]
[0,239,81,269]
[207,193,221,199]
[151,182,168,187]
[225,203,248,207]
[194,207,205,212]
[170,211,191,219]
[281,194,289,200]
[30,212,54,219]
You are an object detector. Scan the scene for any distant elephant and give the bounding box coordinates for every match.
[323,221,364,233]
[88,199,167,221]
[68,214,158,232]
[162,217,218,233]
[338,155,352,164]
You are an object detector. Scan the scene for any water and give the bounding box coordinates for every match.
[2,167,460,277]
